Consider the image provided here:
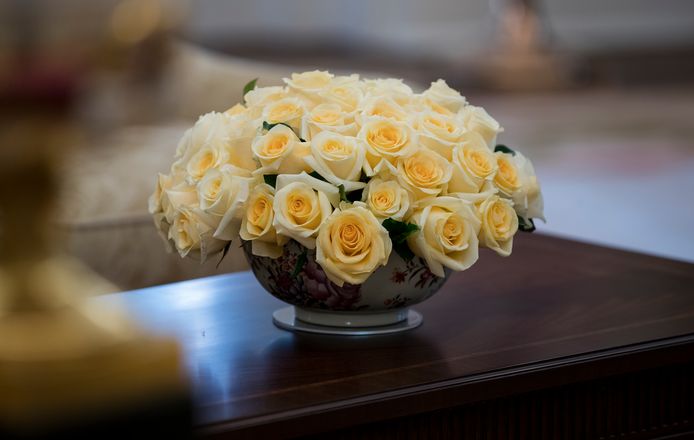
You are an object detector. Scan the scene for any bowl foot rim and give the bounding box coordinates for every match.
[272,306,423,336]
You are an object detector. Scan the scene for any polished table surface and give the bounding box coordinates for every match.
[102,234,694,438]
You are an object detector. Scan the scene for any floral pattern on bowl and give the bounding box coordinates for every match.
[243,239,450,313]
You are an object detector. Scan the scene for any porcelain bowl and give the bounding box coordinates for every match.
[242,239,451,328]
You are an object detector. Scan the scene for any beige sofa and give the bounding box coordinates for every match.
[58,44,296,290]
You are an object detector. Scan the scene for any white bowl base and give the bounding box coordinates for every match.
[272,306,423,336]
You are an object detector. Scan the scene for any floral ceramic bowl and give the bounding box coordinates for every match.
[243,239,450,327]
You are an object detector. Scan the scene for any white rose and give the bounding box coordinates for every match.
[172,112,232,181]
[358,117,418,176]
[168,208,226,260]
[316,202,392,286]
[407,196,481,277]
[195,167,252,240]
[224,103,246,116]
[301,103,357,140]
[460,105,502,147]
[416,111,465,159]
[224,111,259,174]
[174,128,192,160]
[362,177,411,221]
[245,85,288,109]
[239,183,287,258]
[152,213,173,254]
[162,180,198,224]
[148,172,174,215]
[224,136,257,176]
[303,131,366,192]
[505,150,545,221]
[173,112,228,161]
[456,181,499,205]
[396,148,453,201]
[358,96,408,123]
[318,80,364,112]
[284,70,334,96]
[273,172,339,248]
[477,195,518,257]
[252,124,311,175]
[447,132,498,194]
[150,173,178,252]
[422,79,467,112]
[262,97,306,129]
[364,78,413,105]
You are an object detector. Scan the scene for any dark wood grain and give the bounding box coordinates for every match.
[101,234,694,439]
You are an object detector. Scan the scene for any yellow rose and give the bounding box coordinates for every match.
[422,79,467,112]
[478,195,518,257]
[407,196,480,277]
[308,103,342,125]
[460,105,502,147]
[240,183,287,258]
[262,97,306,128]
[447,132,498,194]
[358,118,417,176]
[316,202,392,286]
[493,152,522,198]
[416,111,465,159]
[273,172,339,248]
[396,148,453,200]
[303,131,366,191]
[185,146,224,182]
[301,103,357,139]
[252,124,311,175]
[362,177,411,221]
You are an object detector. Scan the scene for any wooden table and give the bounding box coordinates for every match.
[107,234,694,439]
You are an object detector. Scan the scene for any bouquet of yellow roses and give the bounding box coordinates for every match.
[149,71,544,287]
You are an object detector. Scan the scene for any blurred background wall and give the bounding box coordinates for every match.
[182,0,694,86]
[185,0,694,55]
[4,0,690,290]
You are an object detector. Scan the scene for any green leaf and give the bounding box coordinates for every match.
[262,121,291,132]
[494,144,516,156]
[393,241,415,261]
[263,174,278,188]
[338,184,348,202]
[242,78,258,102]
[292,249,308,277]
[382,218,419,262]
[346,188,363,203]
[216,241,232,269]
[518,216,536,232]
[261,121,306,142]
[308,171,328,182]
[382,218,419,244]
